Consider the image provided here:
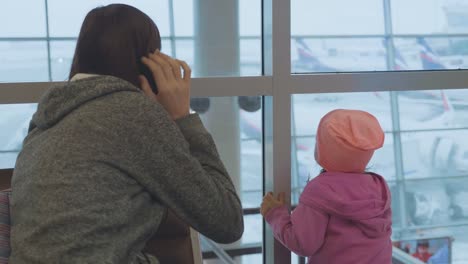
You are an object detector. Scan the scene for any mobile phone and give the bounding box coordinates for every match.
[139,62,158,94]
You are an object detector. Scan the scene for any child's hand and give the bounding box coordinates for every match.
[261,192,286,217]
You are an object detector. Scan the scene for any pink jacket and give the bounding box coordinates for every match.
[265,171,392,264]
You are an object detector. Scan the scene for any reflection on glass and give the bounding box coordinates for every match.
[0,104,37,169]
[0,42,49,82]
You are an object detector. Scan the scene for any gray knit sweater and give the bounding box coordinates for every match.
[10,76,244,263]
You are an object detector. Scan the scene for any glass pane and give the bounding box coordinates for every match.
[47,0,171,37]
[241,214,262,245]
[291,0,384,36]
[393,37,468,71]
[161,39,173,57]
[240,0,261,36]
[239,254,262,263]
[405,177,468,227]
[0,41,49,82]
[38,38,262,81]
[173,0,193,36]
[50,41,76,81]
[0,1,46,37]
[398,88,468,131]
[389,183,402,228]
[175,39,194,70]
[291,38,387,73]
[241,140,262,208]
[196,96,263,263]
[392,0,468,35]
[402,130,468,180]
[0,104,37,169]
[292,93,393,136]
[50,40,174,82]
[201,215,262,263]
[46,1,262,77]
[241,39,262,76]
[51,39,262,81]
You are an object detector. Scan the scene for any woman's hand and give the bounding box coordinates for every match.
[260,192,286,217]
[140,50,192,120]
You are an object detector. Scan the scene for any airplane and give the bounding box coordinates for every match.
[294,38,338,72]
[240,38,464,185]
[417,37,448,70]
[398,38,468,225]
[288,38,468,213]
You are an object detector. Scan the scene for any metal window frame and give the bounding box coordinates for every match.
[2,1,468,263]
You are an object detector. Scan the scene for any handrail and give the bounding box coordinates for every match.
[199,235,237,264]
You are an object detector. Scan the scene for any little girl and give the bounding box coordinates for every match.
[261,109,392,263]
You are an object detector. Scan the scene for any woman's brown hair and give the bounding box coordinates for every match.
[69,4,161,88]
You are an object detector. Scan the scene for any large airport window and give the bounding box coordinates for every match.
[0,0,262,82]
[291,0,468,73]
[291,89,468,263]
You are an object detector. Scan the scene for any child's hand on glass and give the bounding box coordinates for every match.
[260,192,286,217]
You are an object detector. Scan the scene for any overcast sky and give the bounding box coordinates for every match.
[0,0,464,38]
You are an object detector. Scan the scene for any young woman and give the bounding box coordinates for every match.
[10,4,243,263]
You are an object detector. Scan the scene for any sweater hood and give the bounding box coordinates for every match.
[300,171,392,238]
[30,76,140,131]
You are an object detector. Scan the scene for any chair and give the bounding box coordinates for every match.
[0,168,202,264]
[145,210,202,264]
[0,188,10,264]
